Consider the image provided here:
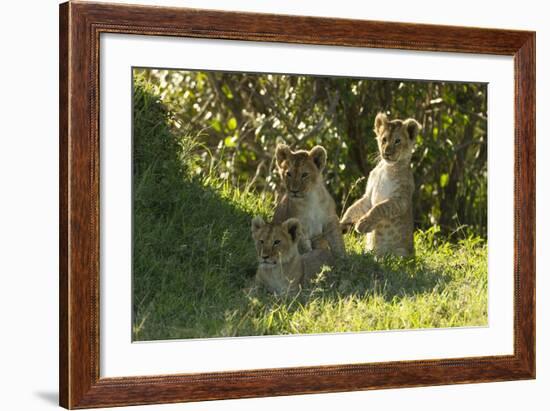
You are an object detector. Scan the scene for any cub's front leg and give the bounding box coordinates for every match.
[340,195,371,233]
[323,216,346,258]
[355,213,378,234]
[355,197,408,234]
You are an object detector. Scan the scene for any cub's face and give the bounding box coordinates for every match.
[251,217,301,265]
[275,145,327,198]
[374,113,421,165]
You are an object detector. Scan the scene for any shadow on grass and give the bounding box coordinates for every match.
[327,248,451,300]
[132,79,265,341]
[252,248,452,314]
[133,176,262,341]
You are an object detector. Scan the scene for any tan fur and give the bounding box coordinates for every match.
[341,113,421,257]
[273,144,345,258]
[251,216,333,295]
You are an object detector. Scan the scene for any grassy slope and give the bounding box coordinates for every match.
[132,80,488,341]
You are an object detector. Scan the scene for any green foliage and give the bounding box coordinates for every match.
[136,68,487,239]
[132,81,487,341]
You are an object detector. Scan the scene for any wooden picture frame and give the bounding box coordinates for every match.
[59,1,535,408]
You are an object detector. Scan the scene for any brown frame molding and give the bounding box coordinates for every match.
[59,1,536,408]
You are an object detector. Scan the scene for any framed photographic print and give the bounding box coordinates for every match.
[59,1,535,408]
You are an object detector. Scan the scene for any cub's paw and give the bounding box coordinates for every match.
[355,215,375,234]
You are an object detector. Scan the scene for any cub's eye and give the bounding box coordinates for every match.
[286,171,292,177]
[395,138,401,145]
[382,137,387,144]
[273,240,281,246]
[259,240,264,244]
[301,172,309,178]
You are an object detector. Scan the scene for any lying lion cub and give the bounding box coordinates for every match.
[273,144,345,258]
[341,113,421,257]
[251,216,333,295]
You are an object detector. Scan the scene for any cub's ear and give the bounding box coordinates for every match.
[251,216,265,238]
[275,144,291,168]
[282,218,301,242]
[403,118,422,141]
[374,112,389,136]
[309,145,327,171]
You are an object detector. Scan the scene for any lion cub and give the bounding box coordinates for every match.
[251,216,333,295]
[341,113,421,257]
[273,144,345,258]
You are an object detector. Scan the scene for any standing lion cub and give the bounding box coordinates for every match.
[273,144,345,258]
[341,113,421,257]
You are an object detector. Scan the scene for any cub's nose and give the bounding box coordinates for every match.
[290,189,299,194]
[262,255,270,260]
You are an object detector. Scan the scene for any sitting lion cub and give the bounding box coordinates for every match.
[251,216,333,295]
[341,113,421,257]
[272,144,345,258]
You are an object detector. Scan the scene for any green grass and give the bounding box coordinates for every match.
[132,78,488,341]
